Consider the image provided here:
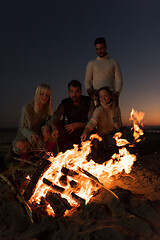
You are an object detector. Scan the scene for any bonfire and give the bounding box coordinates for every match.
[0,108,145,222]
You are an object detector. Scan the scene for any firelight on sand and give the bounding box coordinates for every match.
[30,109,144,216]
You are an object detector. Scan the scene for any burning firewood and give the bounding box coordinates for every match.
[59,174,68,186]
[69,180,80,191]
[20,108,145,219]
[46,191,72,217]
[78,167,119,200]
[43,178,65,193]
[71,192,85,206]
[23,159,51,201]
[31,196,49,221]
[61,167,78,177]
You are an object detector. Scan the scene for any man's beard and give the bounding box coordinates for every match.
[71,96,81,103]
[98,52,107,58]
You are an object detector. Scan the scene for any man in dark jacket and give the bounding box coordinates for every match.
[50,80,94,152]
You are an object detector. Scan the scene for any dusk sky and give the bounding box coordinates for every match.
[1,0,160,128]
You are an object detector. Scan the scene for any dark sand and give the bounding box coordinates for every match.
[0,130,160,240]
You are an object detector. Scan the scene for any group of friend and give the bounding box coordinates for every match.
[9,37,123,162]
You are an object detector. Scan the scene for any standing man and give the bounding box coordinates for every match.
[85,37,123,107]
[50,80,94,152]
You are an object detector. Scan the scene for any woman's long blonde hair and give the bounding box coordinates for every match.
[33,83,54,115]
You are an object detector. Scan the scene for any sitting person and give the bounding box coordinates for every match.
[81,86,122,161]
[50,80,94,152]
[8,83,56,161]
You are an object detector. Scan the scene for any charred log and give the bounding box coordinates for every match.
[69,180,80,190]
[31,197,49,221]
[71,192,85,205]
[46,191,72,217]
[61,167,78,177]
[59,175,68,186]
[43,178,65,193]
[23,159,51,201]
[42,178,52,186]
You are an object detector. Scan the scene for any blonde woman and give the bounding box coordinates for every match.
[12,83,55,157]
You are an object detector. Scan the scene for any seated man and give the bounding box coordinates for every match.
[50,80,94,152]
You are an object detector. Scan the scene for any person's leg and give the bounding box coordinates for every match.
[56,121,70,152]
[40,125,58,153]
[103,134,116,148]
[45,139,56,152]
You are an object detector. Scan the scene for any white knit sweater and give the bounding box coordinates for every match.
[85,54,123,93]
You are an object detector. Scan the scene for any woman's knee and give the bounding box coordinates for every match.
[12,139,30,155]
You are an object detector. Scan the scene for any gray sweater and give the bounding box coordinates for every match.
[15,101,50,142]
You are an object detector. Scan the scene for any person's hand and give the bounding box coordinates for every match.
[89,92,98,101]
[65,123,79,134]
[87,89,98,101]
[42,125,50,142]
[31,133,41,144]
[90,93,98,101]
[52,129,59,139]
[114,122,119,129]
[31,133,44,148]
[81,130,88,142]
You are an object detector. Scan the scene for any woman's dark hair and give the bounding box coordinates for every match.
[99,86,113,101]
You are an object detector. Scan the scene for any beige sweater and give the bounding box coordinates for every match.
[85,54,123,93]
[85,104,121,136]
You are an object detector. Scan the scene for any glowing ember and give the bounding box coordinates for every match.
[29,109,144,216]
[26,175,31,180]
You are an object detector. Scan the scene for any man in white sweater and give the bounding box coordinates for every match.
[85,37,123,107]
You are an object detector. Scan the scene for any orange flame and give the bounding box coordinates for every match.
[30,109,144,216]
[130,108,144,142]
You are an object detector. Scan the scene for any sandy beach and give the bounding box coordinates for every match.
[0,129,160,240]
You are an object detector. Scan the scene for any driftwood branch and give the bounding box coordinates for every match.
[78,167,119,200]
[0,173,34,223]
[23,159,51,201]
[2,164,23,176]
[14,157,38,166]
